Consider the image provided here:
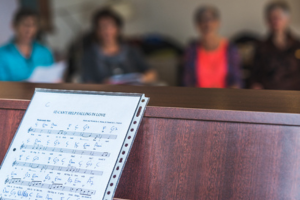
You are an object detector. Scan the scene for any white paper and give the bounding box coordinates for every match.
[0,89,148,200]
[27,61,67,83]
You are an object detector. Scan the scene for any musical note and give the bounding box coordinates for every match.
[28,127,33,133]
[20,144,110,157]
[5,179,96,196]
[12,161,103,176]
[27,128,117,139]
[0,90,147,200]
[93,134,102,141]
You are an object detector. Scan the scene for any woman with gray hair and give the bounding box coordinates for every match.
[183,5,241,88]
[251,1,300,90]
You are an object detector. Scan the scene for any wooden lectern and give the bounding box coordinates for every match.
[1,82,300,199]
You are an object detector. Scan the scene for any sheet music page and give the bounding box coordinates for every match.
[0,89,147,200]
[27,61,67,83]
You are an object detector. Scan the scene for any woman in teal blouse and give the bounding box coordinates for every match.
[0,9,54,81]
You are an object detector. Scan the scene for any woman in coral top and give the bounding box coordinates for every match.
[183,5,241,88]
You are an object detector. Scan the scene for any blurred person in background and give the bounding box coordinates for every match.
[0,9,54,81]
[251,1,300,90]
[81,8,157,84]
[183,5,241,88]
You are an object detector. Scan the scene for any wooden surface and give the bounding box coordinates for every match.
[1,82,300,199]
[1,81,300,113]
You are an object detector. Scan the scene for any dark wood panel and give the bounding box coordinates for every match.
[1,82,300,114]
[146,106,300,126]
[115,118,300,200]
[3,108,300,199]
[1,84,300,200]
[0,99,30,110]
[2,99,300,126]
[0,109,25,165]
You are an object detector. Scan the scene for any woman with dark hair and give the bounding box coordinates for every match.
[0,9,54,81]
[81,8,157,84]
[251,1,300,90]
[183,5,241,88]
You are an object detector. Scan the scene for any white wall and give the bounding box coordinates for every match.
[0,0,18,45]
[45,0,300,52]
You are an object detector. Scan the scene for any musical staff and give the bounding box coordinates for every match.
[12,161,103,176]
[0,90,148,200]
[28,128,118,140]
[20,144,110,157]
[5,178,96,196]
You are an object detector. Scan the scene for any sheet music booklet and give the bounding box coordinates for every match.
[0,89,149,200]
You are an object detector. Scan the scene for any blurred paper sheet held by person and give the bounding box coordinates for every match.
[27,61,67,83]
[107,73,142,85]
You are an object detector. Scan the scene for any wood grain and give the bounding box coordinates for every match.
[1,83,300,199]
[0,109,24,166]
[1,81,300,113]
[116,118,300,200]
[2,99,300,126]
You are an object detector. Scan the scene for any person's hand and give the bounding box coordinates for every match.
[140,70,157,84]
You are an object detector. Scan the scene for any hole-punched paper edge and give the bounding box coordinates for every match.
[103,94,149,200]
[0,88,149,200]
